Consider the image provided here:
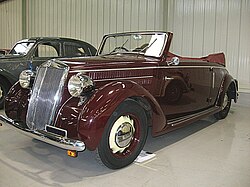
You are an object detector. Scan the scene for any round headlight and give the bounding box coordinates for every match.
[68,73,94,97]
[19,70,34,88]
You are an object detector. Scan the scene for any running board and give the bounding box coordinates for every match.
[167,107,220,127]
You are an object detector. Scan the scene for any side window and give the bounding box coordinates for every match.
[64,42,87,57]
[35,42,59,57]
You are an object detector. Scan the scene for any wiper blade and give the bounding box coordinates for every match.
[121,39,128,48]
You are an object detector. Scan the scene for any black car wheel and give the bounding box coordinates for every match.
[0,80,10,109]
[214,91,232,120]
[97,99,148,169]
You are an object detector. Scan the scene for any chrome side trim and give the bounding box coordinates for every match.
[0,115,85,152]
[94,75,154,82]
[212,72,215,89]
[164,76,174,81]
[167,107,220,127]
[69,65,226,73]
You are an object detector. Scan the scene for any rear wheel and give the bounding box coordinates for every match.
[97,99,148,169]
[214,91,231,120]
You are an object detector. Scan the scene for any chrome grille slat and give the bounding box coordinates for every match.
[26,60,68,130]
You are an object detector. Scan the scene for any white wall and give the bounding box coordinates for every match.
[166,0,250,92]
[0,0,249,92]
[26,0,164,48]
[0,0,22,48]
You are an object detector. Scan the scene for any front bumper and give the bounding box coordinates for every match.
[0,114,85,152]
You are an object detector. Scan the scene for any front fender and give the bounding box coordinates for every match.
[77,80,166,150]
[0,69,17,85]
[5,82,30,121]
[0,58,29,85]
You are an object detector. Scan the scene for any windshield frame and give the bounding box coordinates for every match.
[97,31,168,58]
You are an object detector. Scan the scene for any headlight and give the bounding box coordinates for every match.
[19,70,34,88]
[68,73,94,97]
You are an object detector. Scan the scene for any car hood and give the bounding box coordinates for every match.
[59,54,159,72]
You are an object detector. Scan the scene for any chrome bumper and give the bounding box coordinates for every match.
[0,114,85,152]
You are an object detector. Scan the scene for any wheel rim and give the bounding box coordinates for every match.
[109,115,140,158]
[0,85,3,100]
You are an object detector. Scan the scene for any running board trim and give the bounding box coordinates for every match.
[167,107,220,127]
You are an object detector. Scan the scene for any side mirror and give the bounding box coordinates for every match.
[167,57,180,66]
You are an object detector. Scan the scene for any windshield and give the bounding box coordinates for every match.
[98,32,167,57]
[9,42,35,55]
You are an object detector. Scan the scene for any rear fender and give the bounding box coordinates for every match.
[217,74,238,106]
[77,80,165,150]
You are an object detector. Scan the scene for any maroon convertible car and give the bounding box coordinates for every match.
[0,31,238,169]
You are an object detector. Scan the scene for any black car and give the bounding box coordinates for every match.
[0,37,97,108]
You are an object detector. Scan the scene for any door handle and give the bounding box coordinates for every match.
[164,76,174,81]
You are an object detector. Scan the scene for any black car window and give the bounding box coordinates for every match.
[35,42,60,58]
[63,41,97,57]
[64,42,88,57]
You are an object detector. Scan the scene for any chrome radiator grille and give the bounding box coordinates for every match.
[26,60,69,130]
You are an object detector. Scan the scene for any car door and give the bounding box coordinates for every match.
[158,60,213,119]
[31,41,62,70]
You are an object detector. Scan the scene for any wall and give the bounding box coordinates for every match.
[0,0,249,92]
[166,0,250,92]
[26,0,164,48]
[0,0,22,48]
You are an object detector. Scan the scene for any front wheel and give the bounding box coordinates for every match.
[214,91,232,120]
[98,99,148,169]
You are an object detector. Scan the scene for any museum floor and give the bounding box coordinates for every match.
[0,93,249,187]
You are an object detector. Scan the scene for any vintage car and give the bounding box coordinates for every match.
[0,31,238,169]
[0,37,97,108]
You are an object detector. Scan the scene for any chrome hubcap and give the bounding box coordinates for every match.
[222,94,228,109]
[109,115,135,153]
[0,86,3,99]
